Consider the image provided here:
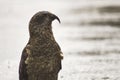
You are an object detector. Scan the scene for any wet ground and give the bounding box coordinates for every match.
[0,0,120,80]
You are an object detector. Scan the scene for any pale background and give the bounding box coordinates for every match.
[0,0,120,80]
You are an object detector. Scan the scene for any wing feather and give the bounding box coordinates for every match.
[19,48,28,80]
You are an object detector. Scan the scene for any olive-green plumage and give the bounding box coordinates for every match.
[19,11,63,80]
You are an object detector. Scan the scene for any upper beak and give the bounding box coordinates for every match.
[52,14,61,23]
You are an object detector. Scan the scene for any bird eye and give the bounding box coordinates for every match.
[43,14,47,17]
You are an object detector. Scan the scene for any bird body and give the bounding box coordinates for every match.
[19,11,63,80]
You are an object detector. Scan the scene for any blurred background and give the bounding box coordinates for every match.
[0,0,120,80]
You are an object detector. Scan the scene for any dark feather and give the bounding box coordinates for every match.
[19,11,63,80]
[19,48,28,80]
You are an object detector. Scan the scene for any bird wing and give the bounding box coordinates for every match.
[19,47,28,80]
[55,42,64,59]
[53,42,63,72]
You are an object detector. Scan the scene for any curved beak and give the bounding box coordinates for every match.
[52,14,61,23]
